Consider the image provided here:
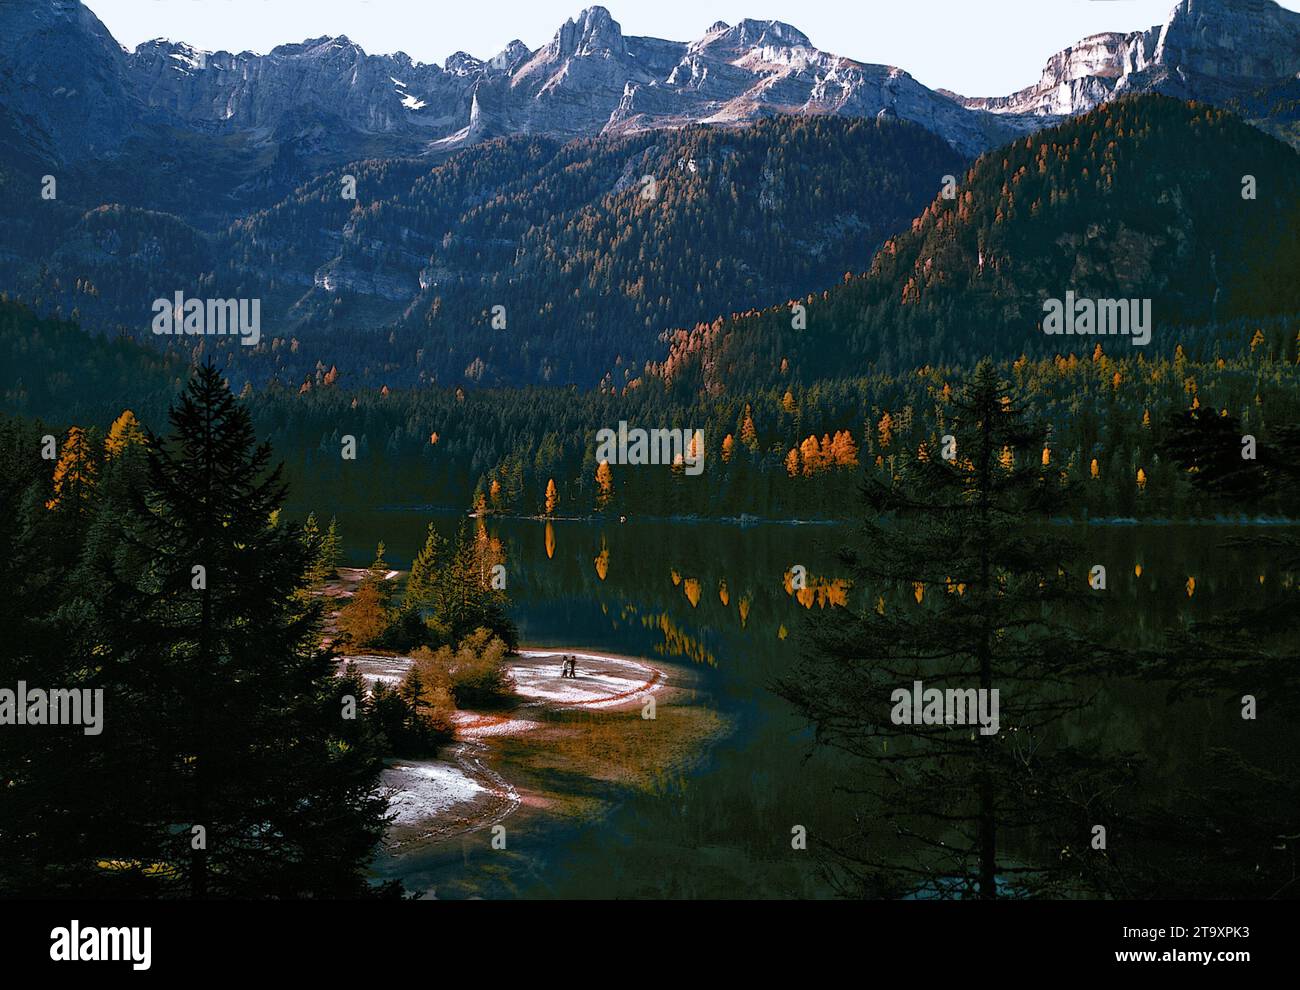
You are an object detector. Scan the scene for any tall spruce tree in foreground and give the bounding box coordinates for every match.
[96,363,390,897]
[777,359,1133,899]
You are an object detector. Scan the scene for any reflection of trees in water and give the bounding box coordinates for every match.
[775,360,1134,898]
[354,446,1298,898]
[773,362,1300,899]
[1122,409,1300,898]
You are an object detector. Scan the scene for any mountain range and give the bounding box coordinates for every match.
[1,0,1298,391]
[3,0,1299,213]
[1,1,1017,183]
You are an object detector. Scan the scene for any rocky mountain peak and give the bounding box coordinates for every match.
[693,17,813,57]
[956,0,1300,118]
[445,51,484,75]
[489,40,534,72]
[10,0,1299,183]
[270,36,366,59]
[734,18,812,48]
[549,5,626,58]
[131,38,211,73]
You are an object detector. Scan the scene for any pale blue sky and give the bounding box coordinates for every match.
[84,0,1300,97]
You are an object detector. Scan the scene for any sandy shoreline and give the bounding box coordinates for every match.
[320,558,727,895]
[365,644,727,896]
[357,646,685,830]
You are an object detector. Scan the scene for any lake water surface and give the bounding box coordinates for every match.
[297,506,1297,898]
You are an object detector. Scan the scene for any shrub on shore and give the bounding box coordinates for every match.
[411,629,515,709]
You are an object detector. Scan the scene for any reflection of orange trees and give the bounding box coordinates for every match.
[472,522,505,588]
[594,541,610,581]
[545,521,556,559]
[640,612,716,666]
[683,577,701,607]
[738,594,751,627]
[670,568,682,586]
[718,579,730,606]
[783,569,850,609]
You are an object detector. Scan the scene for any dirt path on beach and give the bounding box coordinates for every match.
[340,647,717,853]
[324,570,728,893]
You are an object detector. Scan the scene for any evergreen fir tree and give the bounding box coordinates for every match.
[94,362,390,897]
[405,523,445,611]
[320,516,342,580]
[776,359,1131,898]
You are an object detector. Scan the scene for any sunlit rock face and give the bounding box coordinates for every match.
[7,0,1299,189]
[955,0,1300,118]
[3,1,1025,166]
[960,32,1160,117]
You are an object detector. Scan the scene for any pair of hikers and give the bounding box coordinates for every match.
[559,654,578,679]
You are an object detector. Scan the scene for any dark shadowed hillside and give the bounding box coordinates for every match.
[2,115,965,390]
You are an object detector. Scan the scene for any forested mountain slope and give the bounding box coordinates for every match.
[2,116,965,389]
[653,97,1300,393]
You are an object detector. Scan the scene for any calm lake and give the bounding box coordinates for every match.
[292,505,1298,898]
